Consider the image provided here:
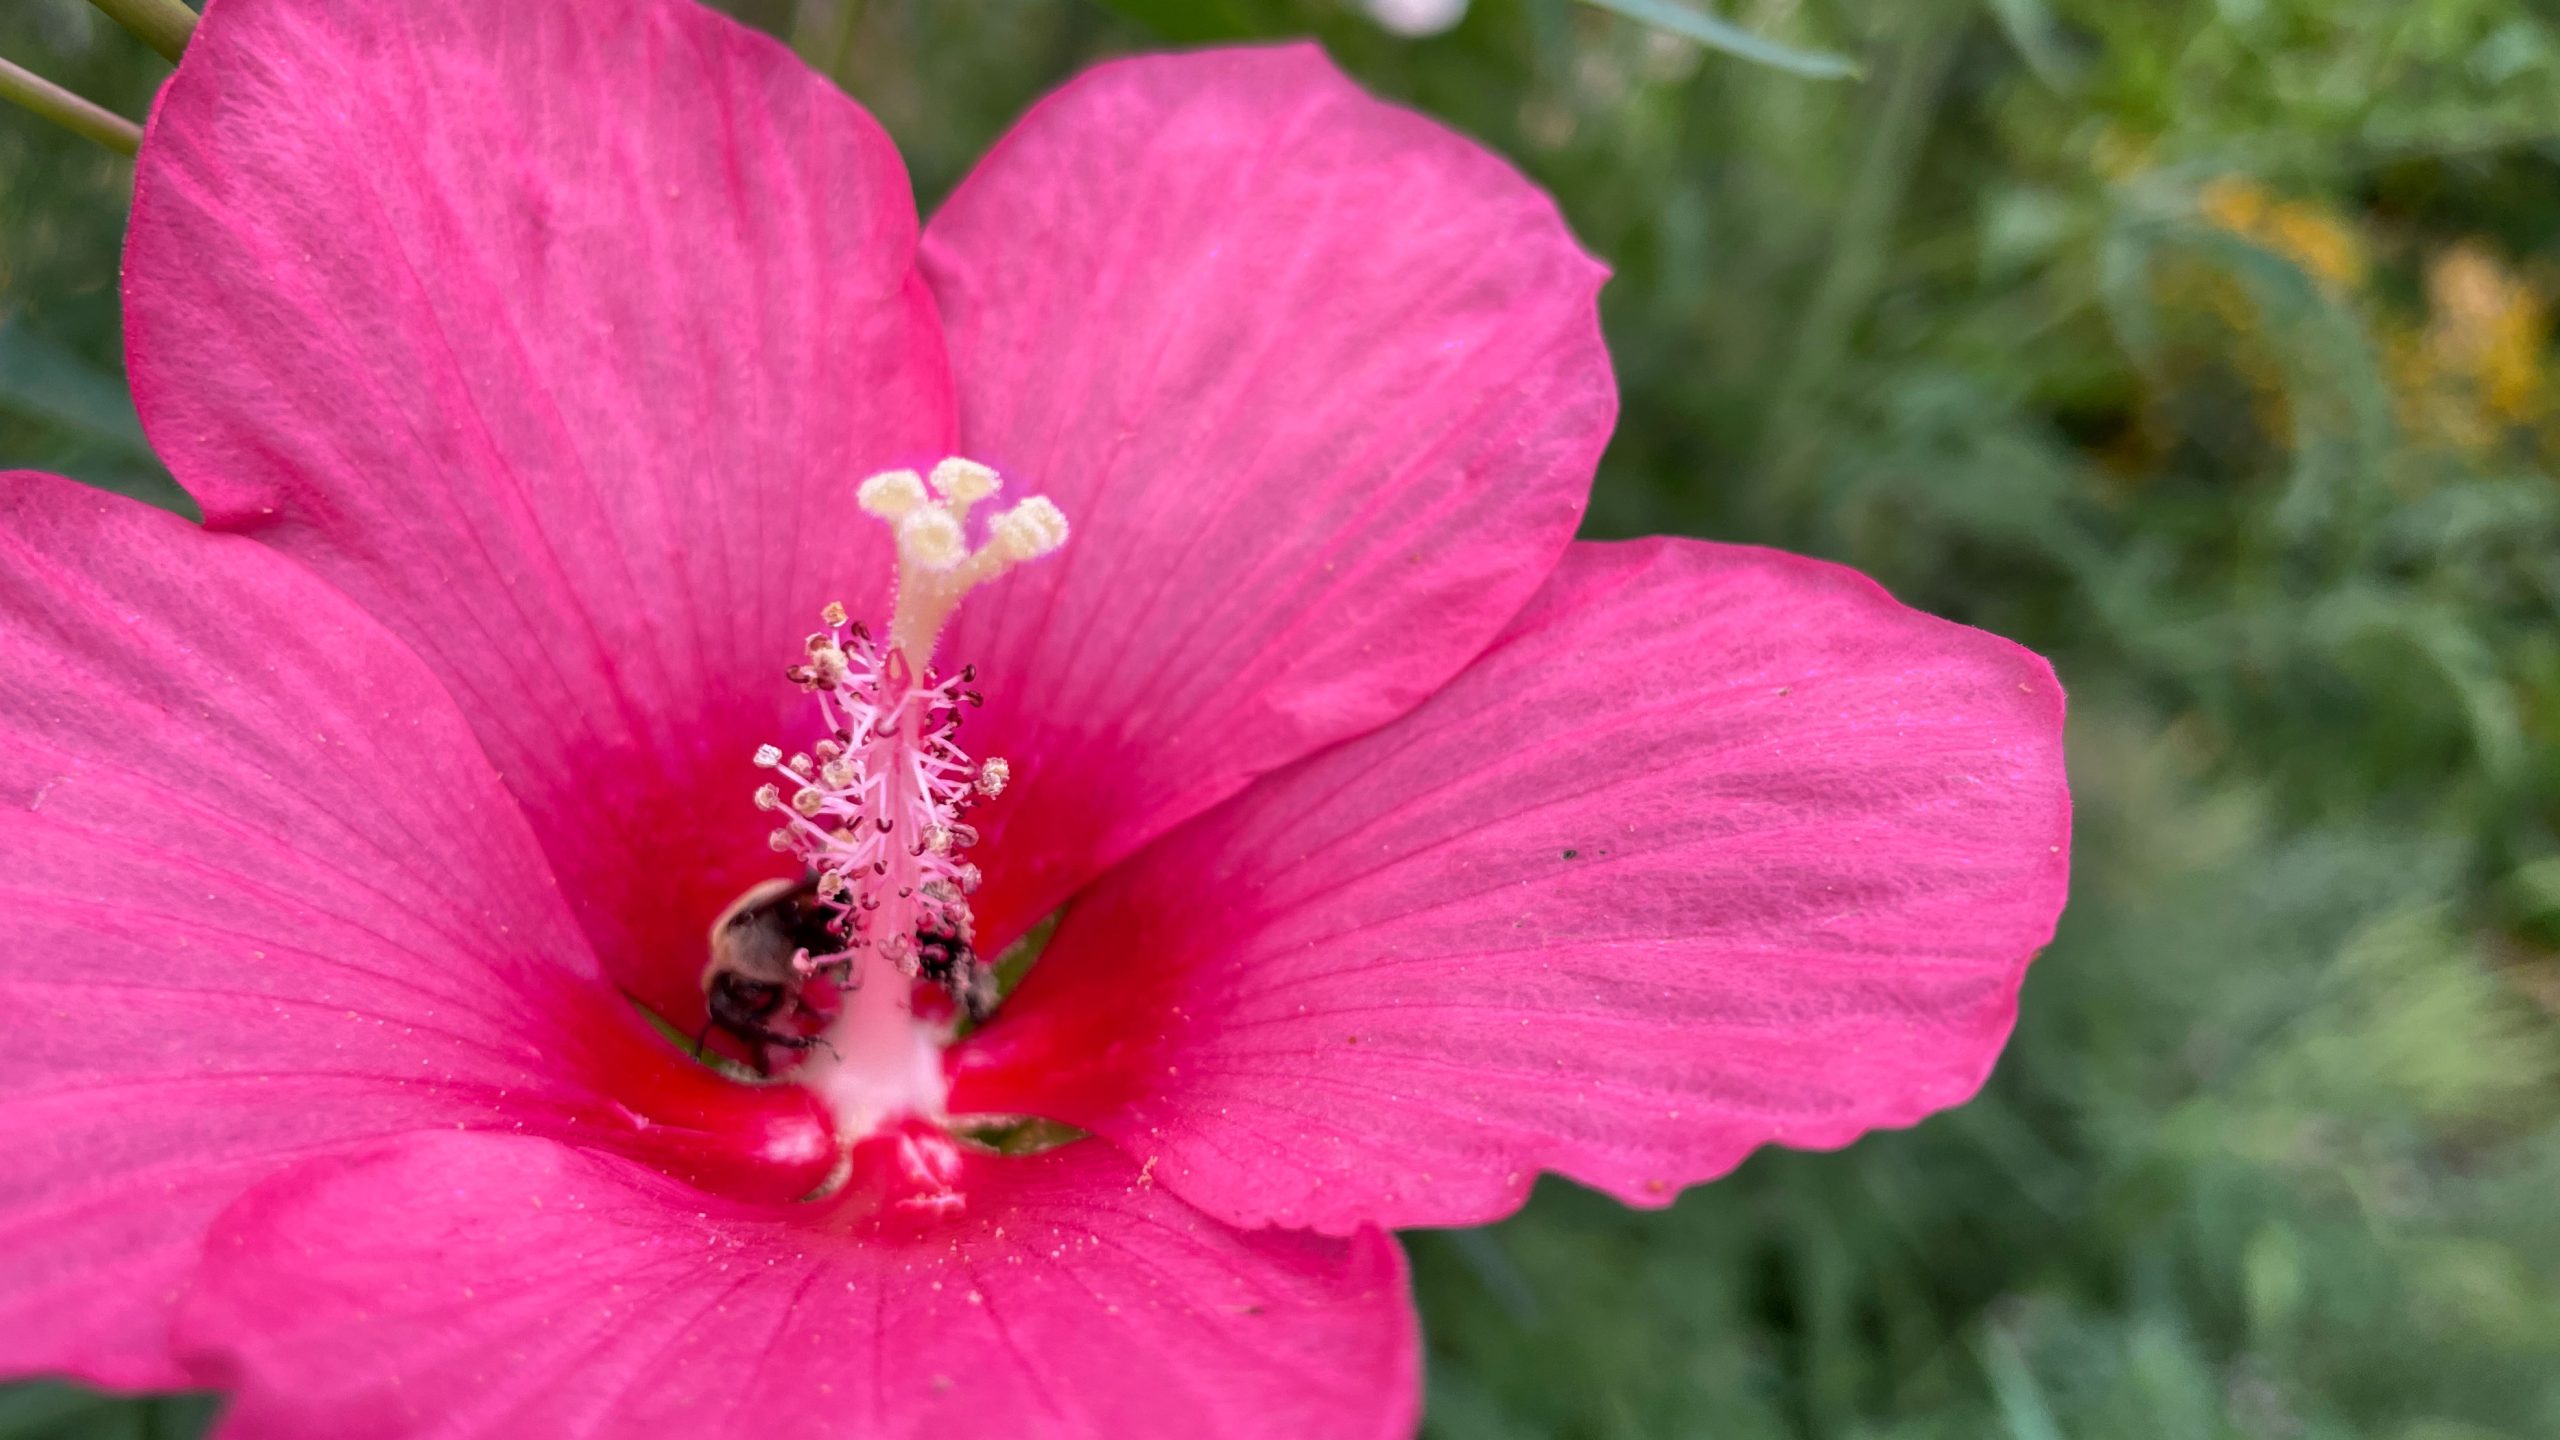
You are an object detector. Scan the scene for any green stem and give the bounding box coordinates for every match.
[0,55,141,156]
[1752,3,1964,513]
[788,0,862,77]
[88,0,200,65]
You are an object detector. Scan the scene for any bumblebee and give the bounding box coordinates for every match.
[697,875,840,1074]
[915,918,999,1024]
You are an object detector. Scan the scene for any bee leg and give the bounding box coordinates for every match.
[782,996,843,1062]
[749,1029,825,1077]
[690,1018,715,1059]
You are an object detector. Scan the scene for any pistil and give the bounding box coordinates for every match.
[746,459,1066,1145]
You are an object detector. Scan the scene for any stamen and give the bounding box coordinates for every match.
[744,457,1069,1143]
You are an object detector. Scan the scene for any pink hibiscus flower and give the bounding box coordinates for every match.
[0,0,2070,1434]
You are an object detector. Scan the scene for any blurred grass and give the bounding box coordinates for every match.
[5,0,2558,1434]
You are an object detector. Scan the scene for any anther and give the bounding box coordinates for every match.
[976,758,1010,796]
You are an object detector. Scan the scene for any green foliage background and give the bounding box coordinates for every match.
[5,0,2558,1435]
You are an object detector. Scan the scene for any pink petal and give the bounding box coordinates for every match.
[0,474,827,1387]
[954,539,2071,1232]
[125,0,951,1025]
[921,44,1615,944]
[182,1131,1418,1440]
